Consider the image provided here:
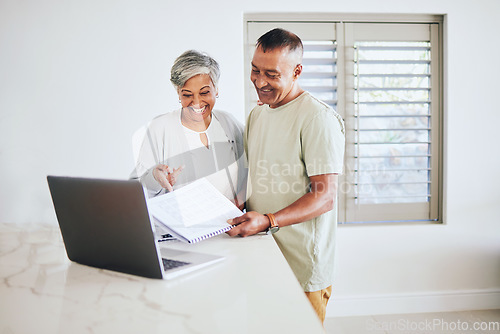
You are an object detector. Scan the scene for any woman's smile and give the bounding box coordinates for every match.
[189,105,207,114]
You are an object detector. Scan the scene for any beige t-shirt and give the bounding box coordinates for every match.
[245,92,345,292]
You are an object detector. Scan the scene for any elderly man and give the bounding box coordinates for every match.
[227,28,345,323]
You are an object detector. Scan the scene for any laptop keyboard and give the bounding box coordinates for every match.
[162,258,191,271]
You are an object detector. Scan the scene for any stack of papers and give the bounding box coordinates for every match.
[147,178,243,243]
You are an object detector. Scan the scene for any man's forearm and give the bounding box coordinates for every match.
[273,173,338,227]
[226,174,338,237]
[273,188,336,228]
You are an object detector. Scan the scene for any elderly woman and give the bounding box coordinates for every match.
[132,50,246,206]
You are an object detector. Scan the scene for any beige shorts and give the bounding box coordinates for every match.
[304,285,333,324]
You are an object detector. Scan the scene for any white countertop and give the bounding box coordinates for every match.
[0,223,324,333]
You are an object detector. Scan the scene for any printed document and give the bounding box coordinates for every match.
[147,178,243,243]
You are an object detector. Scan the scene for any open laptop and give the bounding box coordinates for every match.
[47,175,224,279]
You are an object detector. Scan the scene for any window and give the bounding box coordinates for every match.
[245,14,444,224]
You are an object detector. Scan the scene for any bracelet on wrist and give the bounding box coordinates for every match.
[264,213,279,235]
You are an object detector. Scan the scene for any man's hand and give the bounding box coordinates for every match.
[227,174,338,237]
[226,211,270,237]
[152,164,183,192]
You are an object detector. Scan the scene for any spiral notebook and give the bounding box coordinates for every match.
[147,178,242,243]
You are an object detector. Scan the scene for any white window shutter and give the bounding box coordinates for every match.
[343,23,441,223]
[245,17,443,224]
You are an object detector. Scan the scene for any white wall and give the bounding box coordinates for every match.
[1,0,499,316]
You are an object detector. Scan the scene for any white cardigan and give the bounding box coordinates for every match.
[130,109,246,199]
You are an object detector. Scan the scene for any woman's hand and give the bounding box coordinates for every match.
[152,164,184,192]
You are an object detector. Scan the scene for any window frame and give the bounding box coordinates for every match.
[244,13,445,225]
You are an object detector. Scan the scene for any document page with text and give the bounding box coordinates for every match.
[147,178,243,243]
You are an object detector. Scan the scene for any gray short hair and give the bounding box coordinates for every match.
[170,50,220,90]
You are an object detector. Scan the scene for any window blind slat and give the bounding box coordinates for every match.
[357,129,430,132]
[360,74,430,78]
[302,58,337,65]
[358,101,431,104]
[301,85,338,92]
[303,45,337,51]
[357,141,431,144]
[300,72,337,78]
[355,194,431,199]
[357,114,430,117]
[358,60,430,65]
[358,88,431,91]
[357,168,431,172]
[355,181,431,185]
[357,46,430,51]
[355,154,431,158]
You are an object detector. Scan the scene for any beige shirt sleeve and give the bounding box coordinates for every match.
[302,110,345,177]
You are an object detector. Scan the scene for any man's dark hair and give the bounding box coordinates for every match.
[256,28,303,56]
